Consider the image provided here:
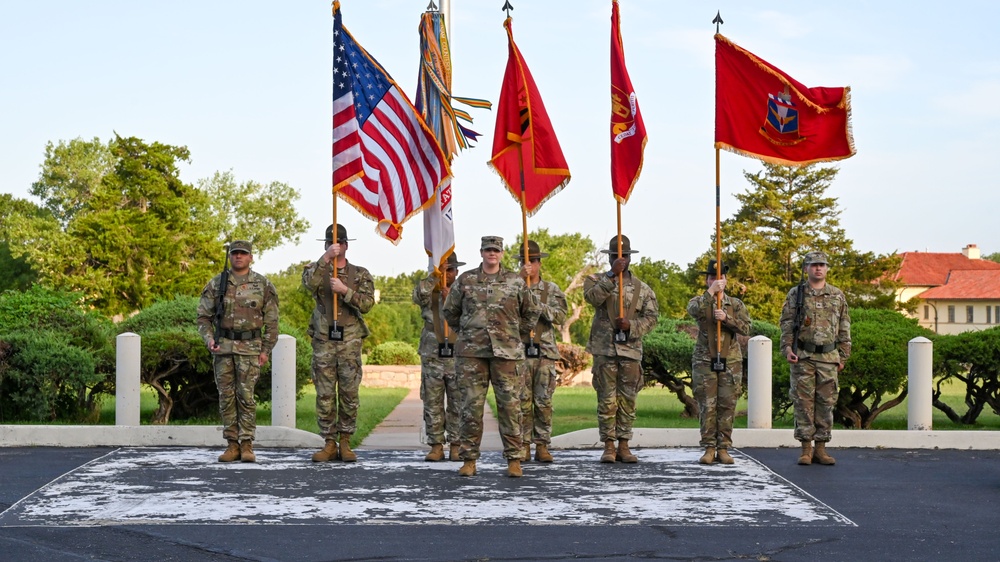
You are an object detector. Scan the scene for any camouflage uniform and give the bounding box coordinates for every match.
[687,290,751,449]
[520,276,567,447]
[303,256,375,441]
[442,255,540,461]
[196,259,279,444]
[413,274,461,447]
[779,273,852,444]
[584,266,659,443]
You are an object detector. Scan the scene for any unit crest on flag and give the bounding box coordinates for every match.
[611,85,638,143]
[761,85,803,146]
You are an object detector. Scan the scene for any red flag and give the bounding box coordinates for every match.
[332,2,450,243]
[488,18,570,216]
[610,0,647,204]
[715,34,855,166]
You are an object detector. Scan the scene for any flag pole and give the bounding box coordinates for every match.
[616,201,624,318]
[516,142,537,350]
[714,147,723,369]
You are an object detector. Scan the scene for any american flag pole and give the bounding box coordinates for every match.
[331,2,340,330]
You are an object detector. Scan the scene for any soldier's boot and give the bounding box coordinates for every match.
[218,440,241,463]
[425,444,445,462]
[798,441,814,465]
[600,440,617,463]
[339,435,358,463]
[458,460,477,477]
[698,446,717,465]
[813,442,836,465]
[449,444,461,462]
[507,459,523,478]
[717,448,735,465]
[311,439,339,462]
[239,440,256,463]
[616,439,638,463]
[535,444,554,463]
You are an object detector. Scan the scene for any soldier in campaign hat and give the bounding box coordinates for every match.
[442,235,540,477]
[412,252,466,462]
[687,259,751,465]
[517,240,567,463]
[779,250,851,466]
[303,224,375,463]
[196,240,279,463]
[584,235,659,464]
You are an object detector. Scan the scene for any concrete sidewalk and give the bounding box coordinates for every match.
[360,386,503,451]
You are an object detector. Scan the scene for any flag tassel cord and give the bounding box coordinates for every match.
[714,148,723,367]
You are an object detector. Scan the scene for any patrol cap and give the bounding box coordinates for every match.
[518,240,549,262]
[600,235,639,255]
[319,224,355,244]
[803,251,830,266]
[445,253,465,269]
[481,235,504,252]
[229,240,252,254]
[699,259,730,276]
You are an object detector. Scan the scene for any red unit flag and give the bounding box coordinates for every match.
[610,0,647,204]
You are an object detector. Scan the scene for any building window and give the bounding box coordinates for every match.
[996,306,1000,324]
[967,306,975,323]
[924,305,929,320]
[948,306,955,323]
[989,306,994,325]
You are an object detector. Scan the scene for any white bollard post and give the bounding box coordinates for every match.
[908,336,933,431]
[115,332,142,426]
[271,334,297,428]
[747,335,773,429]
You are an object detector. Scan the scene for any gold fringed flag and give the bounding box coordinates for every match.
[609,0,647,204]
[715,34,855,166]
[488,17,570,216]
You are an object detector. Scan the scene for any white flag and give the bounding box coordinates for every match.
[423,178,455,274]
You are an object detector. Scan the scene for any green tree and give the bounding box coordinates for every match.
[694,163,902,322]
[933,326,1000,425]
[984,251,1000,264]
[631,257,696,319]
[198,170,309,253]
[29,137,115,226]
[270,260,315,333]
[0,194,43,292]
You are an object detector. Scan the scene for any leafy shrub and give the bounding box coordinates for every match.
[367,341,420,366]
[932,326,1000,425]
[642,317,698,417]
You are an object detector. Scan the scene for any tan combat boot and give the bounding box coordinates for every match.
[698,446,716,465]
[458,460,477,476]
[717,449,734,465]
[600,440,617,463]
[425,444,445,462]
[449,444,461,462]
[312,439,339,462]
[218,440,241,463]
[813,442,836,465]
[616,439,638,463]
[798,441,813,465]
[535,444,554,463]
[239,440,256,463]
[507,459,523,478]
[339,435,358,462]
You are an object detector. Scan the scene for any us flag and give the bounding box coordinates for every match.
[332,1,450,243]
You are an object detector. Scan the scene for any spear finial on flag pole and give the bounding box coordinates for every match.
[502,1,514,18]
[426,0,438,12]
[713,11,723,34]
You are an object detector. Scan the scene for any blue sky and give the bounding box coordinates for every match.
[2,1,997,276]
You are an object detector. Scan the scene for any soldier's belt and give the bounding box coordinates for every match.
[798,340,836,353]
[219,328,262,341]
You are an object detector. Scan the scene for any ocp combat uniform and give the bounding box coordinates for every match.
[584,235,659,463]
[779,251,851,465]
[303,224,375,462]
[687,260,750,464]
[196,240,279,463]
[442,236,540,477]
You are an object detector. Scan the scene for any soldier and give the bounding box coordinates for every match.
[518,240,568,463]
[584,235,659,463]
[412,252,465,462]
[303,224,375,463]
[196,240,279,464]
[442,235,540,478]
[779,251,851,466]
[687,260,751,465]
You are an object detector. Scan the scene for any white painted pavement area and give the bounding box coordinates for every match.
[0,447,853,527]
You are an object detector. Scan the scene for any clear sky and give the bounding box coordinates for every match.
[2,1,997,277]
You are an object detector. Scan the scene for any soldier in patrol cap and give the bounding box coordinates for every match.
[197,240,279,463]
[412,252,466,462]
[517,240,568,463]
[303,224,375,463]
[442,235,540,477]
[779,250,851,466]
[583,235,659,463]
[687,259,751,465]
